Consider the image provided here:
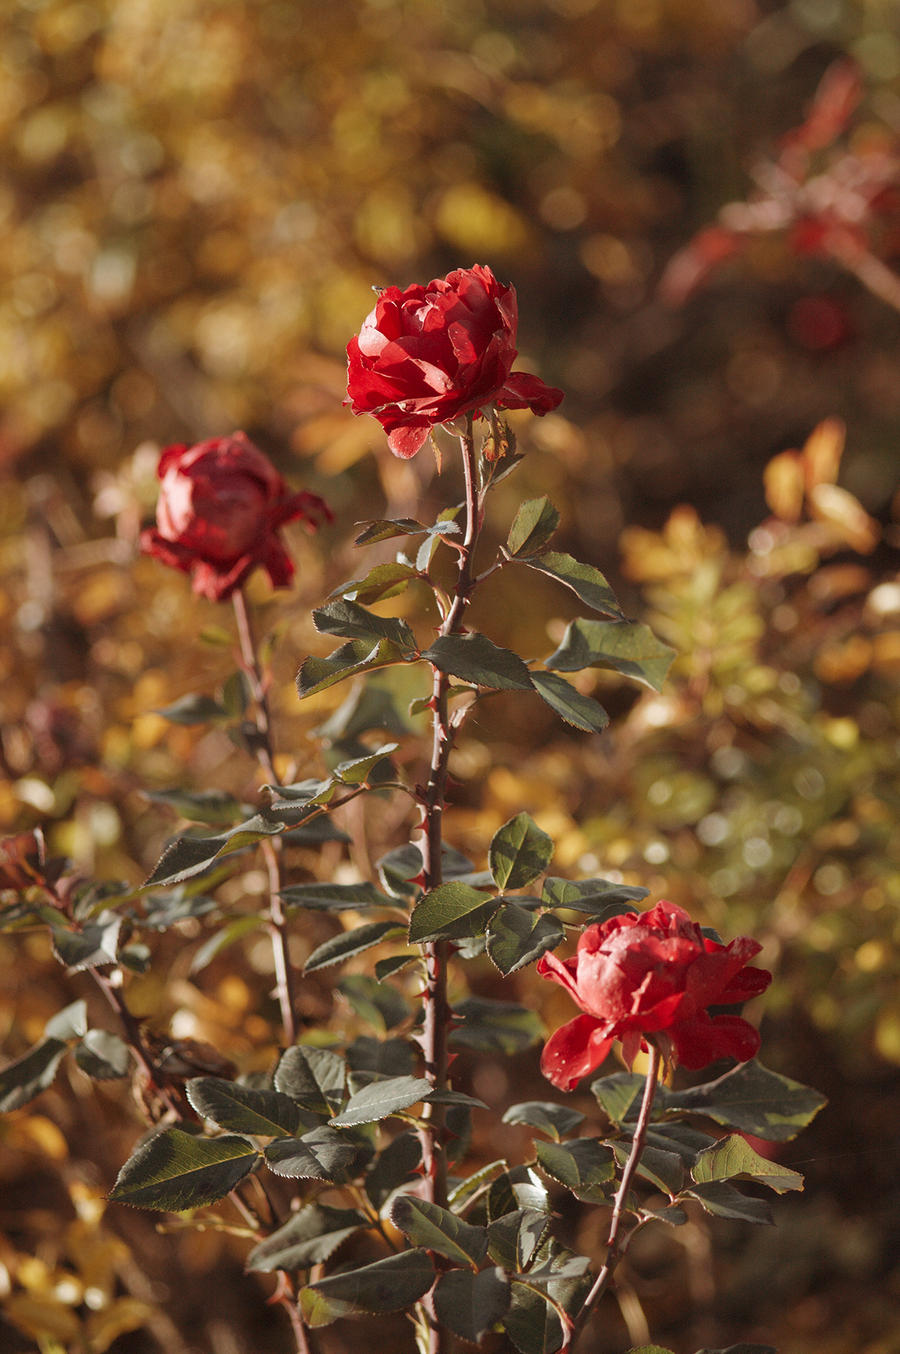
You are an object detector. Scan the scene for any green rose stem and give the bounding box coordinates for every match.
[231,587,297,1048]
[417,414,481,1353]
[566,1044,662,1352]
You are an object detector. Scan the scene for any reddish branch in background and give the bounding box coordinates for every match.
[661,59,900,315]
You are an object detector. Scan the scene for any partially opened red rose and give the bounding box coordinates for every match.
[346,264,564,459]
[141,433,331,601]
[538,900,771,1092]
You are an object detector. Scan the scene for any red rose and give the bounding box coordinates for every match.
[346,264,564,459]
[140,433,331,601]
[538,900,771,1092]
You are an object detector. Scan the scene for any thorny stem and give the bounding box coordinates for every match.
[567,1045,662,1351]
[417,415,482,1354]
[232,588,297,1048]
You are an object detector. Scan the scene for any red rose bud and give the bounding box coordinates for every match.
[538,900,771,1092]
[140,433,331,601]
[346,264,563,459]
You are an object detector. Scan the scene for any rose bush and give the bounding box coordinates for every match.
[538,900,771,1090]
[346,263,564,458]
[140,432,331,600]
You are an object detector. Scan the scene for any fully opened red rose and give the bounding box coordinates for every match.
[538,901,771,1092]
[346,264,564,459]
[141,433,331,601]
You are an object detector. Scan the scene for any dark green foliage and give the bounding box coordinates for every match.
[109,1129,259,1210]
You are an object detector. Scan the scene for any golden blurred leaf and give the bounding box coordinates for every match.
[86,1297,153,1353]
[764,450,805,523]
[808,482,880,554]
[5,1292,81,1342]
[802,417,845,491]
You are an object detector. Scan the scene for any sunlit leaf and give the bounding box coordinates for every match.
[521,551,622,616]
[313,598,418,653]
[487,1208,550,1271]
[329,1075,432,1127]
[109,1129,258,1210]
[264,1127,370,1182]
[534,1138,615,1203]
[542,876,648,916]
[51,914,122,971]
[409,881,497,943]
[274,1046,346,1115]
[332,742,398,784]
[545,618,676,692]
[691,1134,804,1193]
[330,561,419,604]
[507,497,560,557]
[74,1030,131,1080]
[297,638,414,699]
[0,1037,67,1112]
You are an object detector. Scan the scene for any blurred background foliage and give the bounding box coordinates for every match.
[1,1,899,1352]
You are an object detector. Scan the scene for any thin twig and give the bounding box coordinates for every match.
[231,588,297,1047]
[567,1045,662,1351]
[89,968,188,1120]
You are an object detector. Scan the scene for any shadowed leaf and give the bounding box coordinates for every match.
[664,1061,827,1141]
[502,1102,585,1142]
[390,1195,489,1267]
[299,1250,435,1326]
[304,921,405,974]
[246,1204,366,1272]
[489,813,554,890]
[421,633,534,690]
[433,1268,510,1342]
[487,906,564,975]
